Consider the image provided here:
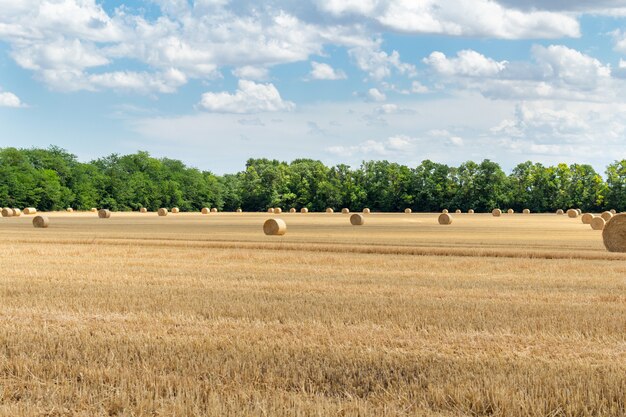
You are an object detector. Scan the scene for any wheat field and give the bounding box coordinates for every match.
[0,212,624,416]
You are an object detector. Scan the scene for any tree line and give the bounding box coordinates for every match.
[1,146,625,213]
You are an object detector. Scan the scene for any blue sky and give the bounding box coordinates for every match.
[2,1,626,174]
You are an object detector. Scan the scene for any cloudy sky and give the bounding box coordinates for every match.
[2,0,626,173]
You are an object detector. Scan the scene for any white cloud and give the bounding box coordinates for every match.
[309,61,346,80]
[198,80,295,113]
[0,91,25,108]
[327,135,417,157]
[349,42,416,80]
[424,50,507,77]
[411,81,429,94]
[232,66,270,80]
[367,87,387,102]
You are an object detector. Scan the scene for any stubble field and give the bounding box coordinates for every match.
[0,211,624,416]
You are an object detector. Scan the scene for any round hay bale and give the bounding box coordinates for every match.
[12,208,21,217]
[341,208,350,214]
[274,208,282,214]
[236,208,242,213]
[350,213,365,226]
[610,209,617,215]
[523,209,530,214]
[267,208,275,214]
[171,207,180,214]
[211,208,218,213]
[442,209,449,214]
[492,209,502,217]
[158,208,168,217]
[33,215,49,228]
[140,207,148,213]
[363,208,370,214]
[581,213,594,224]
[591,216,606,231]
[289,208,296,213]
[263,218,286,236]
[201,207,210,214]
[326,208,334,214]
[567,209,578,218]
[300,208,309,213]
[468,209,475,214]
[89,208,97,212]
[507,209,514,214]
[23,207,37,215]
[98,209,111,219]
[602,213,626,251]
[556,209,564,215]
[404,208,412,214]
[67,208,74,213]
[601,211,613,222]
[438,213,453,225]
[1,208,14,217]
[455,209,462,214]
[576,209,582,216]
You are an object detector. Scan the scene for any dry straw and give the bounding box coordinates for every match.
[211,208,218,213]
[274,208,283,214]
[98,209,111,219]
[602,213,626,252]
[67,208,75,213]
[326,208,334,213]
[268,208,275,213]
[1,208,14,217]
[556,209,564,215]
[12,208,21,217]
[610,209,617,215]
[492,209,502,217]
[567,209,578,218]
[140,207,148,213]
[201,207,210,214]
[171,207,180,213]
[263,218,287,236]
[341,208,350,214]
[363,208,370,214]
[236,209,242,213]
[468,209,475,214]
[23,207,37,215]
[438,213,453,225]
[158,208,168,217]
[523,209,530,214]
[300,208,309,213]
[350,213,365,226]
[591,216,606,231]
[455,209,462,214]
[507,209,514,214]
[581,213,594,224]
[442,209,449,214]
[89,208,96,212]
[289,208,296,213]
[32,215,49,228]
[601,211,613,222]
[404,208,412,214]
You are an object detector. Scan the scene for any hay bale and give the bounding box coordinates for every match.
[438,213,453,225]
[610,209,617,215]
[1,208,14,217]
[404,208,412,214]
[507,209,514,214]
[98,209,111,219]
[576,209,582,216]
[274,208,282,214]
[263,218,286,236]
[140,207,148,213]
[236,209,242,213]
[67,208,74,213]
[268,208,275,213]
[211,208,218,213]
[492,209,502,217]
[581,213,594,224]
[300,208,309,213]
[89,208,97,212]
[523,209,530,214]
[158,208,168,217]
[602,213,626,251]
[601,211,613,222]
[442,209,449,214]
[567,209,578,218]
[363,208,370,214]
[341,208,350,214]
[201,207,210,214]
[350,213,365,226]
[556,209,564,215]
[591,216,606,231]
[33,215,49,228]
[326,208,334,213]
[23,207,37,215]
[468,209,475,214]
[455,209,462,214]
[171,207,180,214]
[12,208,21,217]
[289,208,296,213]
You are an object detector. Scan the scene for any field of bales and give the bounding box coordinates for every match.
[0,210,625,416]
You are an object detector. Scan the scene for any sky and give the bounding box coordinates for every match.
[2,1,626,174]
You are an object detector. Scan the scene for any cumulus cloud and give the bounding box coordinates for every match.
[327,134,417,157]
[0,90,25,108]
[309,61,346,80]
[232,66,270,81]
[367,87,387,102]
[198,80,295,113]
[349,42,416,80]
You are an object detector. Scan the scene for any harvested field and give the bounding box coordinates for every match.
[0,212,624,416]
